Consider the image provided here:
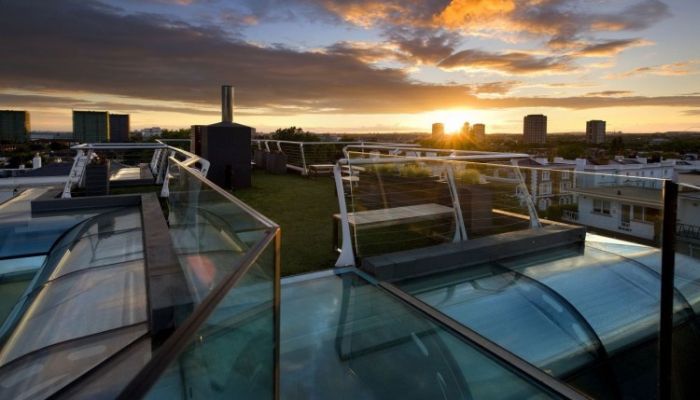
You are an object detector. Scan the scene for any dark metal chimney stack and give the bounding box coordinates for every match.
[199,85,253,189]
[222,85,233,123]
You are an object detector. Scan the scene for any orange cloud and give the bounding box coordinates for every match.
[320,1,413,27]
[434,0,515,29]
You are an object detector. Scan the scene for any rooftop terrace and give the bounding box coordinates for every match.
[0,140,698,399]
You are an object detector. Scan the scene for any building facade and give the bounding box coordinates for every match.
[516,158,576,211]
[431,123,444,139]
[586,120,606,144]
[574,157,676,190]
[565,186,661,242]
[73,111,110,142]
[460,122,470,137]
[523,114,547,144]
[109,114,130,143]
[557,157,676,243]
[0,110,30,143]
[472,123,486,141]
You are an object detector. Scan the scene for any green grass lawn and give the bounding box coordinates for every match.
[233,170,339,276]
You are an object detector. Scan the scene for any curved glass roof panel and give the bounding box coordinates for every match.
[280,271,565,399]
[586,234,700,315]
[500,244,689,354]
[0,206,147,368]
[398,263,601,377]
[0,259,146,366]
[0,323,147,400]
[47,227,143,280]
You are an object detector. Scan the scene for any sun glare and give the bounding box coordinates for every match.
[421,109,484,135]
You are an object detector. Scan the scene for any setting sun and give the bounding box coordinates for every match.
[420,109,486,135]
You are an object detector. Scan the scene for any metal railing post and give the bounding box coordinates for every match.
[334,163,355,267]
[659,179,678,400]
[510,159,541,228]
[445,164,468,241]
[160,156,171,198]
[300,143,308,176]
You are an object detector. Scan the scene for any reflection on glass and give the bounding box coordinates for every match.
[146,243,276,400]
[398,264,600,378]
[280,272,563,399]
[166,162,271,303]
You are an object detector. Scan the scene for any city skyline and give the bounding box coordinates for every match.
[1,0,699,133]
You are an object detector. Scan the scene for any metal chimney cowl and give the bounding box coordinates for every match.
[199,84,253,189]
[222,85,233,124]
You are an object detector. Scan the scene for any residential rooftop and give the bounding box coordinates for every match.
[0,140,698,399]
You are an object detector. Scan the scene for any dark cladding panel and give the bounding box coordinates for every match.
[109,114,130,143]
[200,123,252,189]
[190,125,205,155]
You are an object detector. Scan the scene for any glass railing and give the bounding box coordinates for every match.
[119,156,280,399]
[670,182,700,400]
[339,151,670,260]
[333,151,700,399]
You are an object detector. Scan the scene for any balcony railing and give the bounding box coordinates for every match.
[252,140,414,175]
[677,222,700,240]
[562,209,578,221]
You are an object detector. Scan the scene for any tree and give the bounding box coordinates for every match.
[161,128,190,139]
[609,136,624,155]
[556,143,586,159]
[271,126,320,142]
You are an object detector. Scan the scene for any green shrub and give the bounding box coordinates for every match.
[456,168,481,184]
[399,164,432,178]
[368,163,400,175]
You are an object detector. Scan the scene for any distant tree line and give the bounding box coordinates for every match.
[270,126,320,142]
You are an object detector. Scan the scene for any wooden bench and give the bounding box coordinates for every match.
[308,164,335,177]
[332,203,454,252]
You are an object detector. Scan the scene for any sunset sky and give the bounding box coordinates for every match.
[1,0,699,133]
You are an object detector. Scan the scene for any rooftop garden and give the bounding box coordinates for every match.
[233,169,338,276]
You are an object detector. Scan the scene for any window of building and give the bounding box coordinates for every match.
[645,207,661,222]
[561,171,570,180]
[633,205,644,221]
[541,170,550,181]
[593,199,611,215]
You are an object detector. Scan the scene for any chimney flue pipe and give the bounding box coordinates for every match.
[222,85,233,123]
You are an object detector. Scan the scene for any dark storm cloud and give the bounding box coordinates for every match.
[0,93,220,116]
[0,0,696,115]
[0,0,474,113]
